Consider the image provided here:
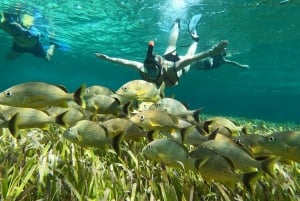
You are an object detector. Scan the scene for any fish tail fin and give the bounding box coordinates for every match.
[121,101,133,117]
[192,107,203,123]
[147,130,160,141]
[8,113,20,136]
[241,123,251,134]
[261,156,280,177]
[147,130,155,141]
[55,111,68,127]
[242,171,263,194]
[180,125,196,144]
[112,133,124,155]
[74,84,86,109]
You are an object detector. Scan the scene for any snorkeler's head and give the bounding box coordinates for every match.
[143,41,162,80]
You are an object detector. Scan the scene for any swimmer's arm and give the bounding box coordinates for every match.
[10,22,25,30]
[223,59,249,69]
[175,40,228,71]
[94,53,144,71]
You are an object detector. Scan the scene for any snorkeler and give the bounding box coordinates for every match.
[95,14,228,87]
[192,51,249,70]
[0,11,55,61]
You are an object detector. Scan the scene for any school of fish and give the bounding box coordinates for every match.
[0,80,299,193]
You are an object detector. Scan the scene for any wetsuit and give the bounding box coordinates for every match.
[195,52,226,70]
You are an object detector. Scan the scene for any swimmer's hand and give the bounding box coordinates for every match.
[95,53,108,59]
[1,12,5,23]
[209,40,228,57]
[241,64,250,69]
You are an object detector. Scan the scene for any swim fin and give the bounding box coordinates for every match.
[188,14,202,42]
[49,37,72,52]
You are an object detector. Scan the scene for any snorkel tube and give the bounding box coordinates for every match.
[143,41,162,81]
[144,40,155,63]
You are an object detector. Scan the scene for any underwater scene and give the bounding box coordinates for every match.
[0,0,300,200]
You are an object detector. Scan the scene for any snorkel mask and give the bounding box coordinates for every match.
[21,13,34,28]
[143,41,161,81]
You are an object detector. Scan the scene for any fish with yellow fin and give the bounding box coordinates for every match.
[0,82,86,108]
[101,118,148,141]
[83,85,114,99]
[236,130,300,163]
[190,146,262,193]
[199,130,278,176]
[129,109,185,131]
[0,105,67,135]
[151,97,202,122]
[63,120,123,154]
[115,80,165,102]
[142,138,201,170]
[129,109,194,141]
[46,106,86,127]
[86,94,121,115]
[203,116,248,136]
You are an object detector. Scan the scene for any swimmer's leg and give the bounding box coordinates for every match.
[180,41,198,73]
[45,44,55,61]
[181,14,202,73]
[164,18,180,55]
[6,50,22,60]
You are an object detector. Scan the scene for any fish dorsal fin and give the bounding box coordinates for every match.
[99,124,109,137]
[208,128,219,140]
[223,126,233,136]
[238,143,255,158]
[39,108,51,116]
[112,97,121,105]
[55,84,68,93]
[219,154,236,171]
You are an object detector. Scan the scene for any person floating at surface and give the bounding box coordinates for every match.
[95,14,228,87]
[192,51,249,70]
[0,12,55,61]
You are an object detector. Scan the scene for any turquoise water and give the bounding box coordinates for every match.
[1,0,300,123]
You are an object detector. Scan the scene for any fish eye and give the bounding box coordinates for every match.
[122,86,128,92]
[5,91,12,97]
[140,115,145,121]
[268,136,275,142]
[147,145,152,149]
[235,139,241,144]
[86,88,90,93]
[155,103,160,107]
